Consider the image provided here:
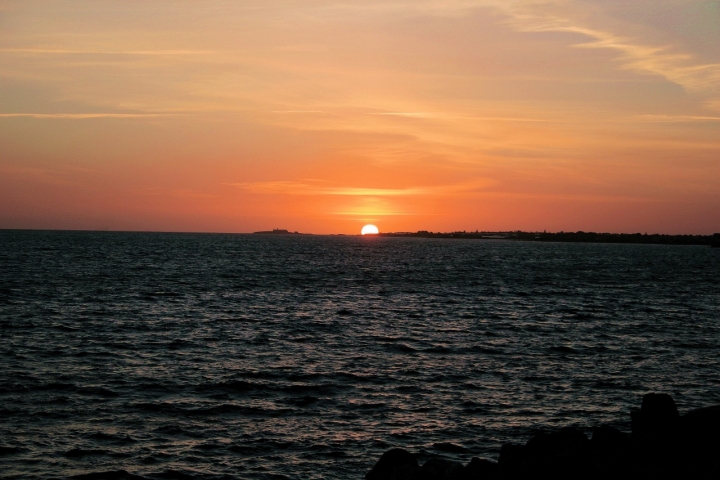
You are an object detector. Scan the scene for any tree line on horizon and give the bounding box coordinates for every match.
[377,230,720,246]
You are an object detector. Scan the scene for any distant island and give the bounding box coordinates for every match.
[253,228,307,235]
[377,230,720,247]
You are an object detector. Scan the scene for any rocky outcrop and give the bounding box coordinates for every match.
[366,449,419,480]
[365,394,720,479]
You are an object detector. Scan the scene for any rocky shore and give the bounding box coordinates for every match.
[366,394,720,480]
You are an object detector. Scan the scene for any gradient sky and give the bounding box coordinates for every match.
[1,0,719,234]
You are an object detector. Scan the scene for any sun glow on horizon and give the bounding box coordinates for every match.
[1,1,719,234]
[361,224,379,235]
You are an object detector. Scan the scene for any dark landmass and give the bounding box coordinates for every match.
[252,229,308,235]
[379,231,720,246]
[366,393,720,480]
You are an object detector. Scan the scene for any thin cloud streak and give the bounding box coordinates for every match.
[310,0,719,94]
[0,113,181,119]
[226,181,430,196]
[332,210,422,216]
[371,112,435,118]
[633,115,720,123]
[0,48,215,55]
[571,32,720,91]
[491,1,720,93]
[226,180,495,196]
[2,1,719,233]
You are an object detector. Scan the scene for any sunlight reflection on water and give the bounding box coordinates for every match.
[1,231,719,479]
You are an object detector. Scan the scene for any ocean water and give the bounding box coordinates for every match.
[1,231,719,479]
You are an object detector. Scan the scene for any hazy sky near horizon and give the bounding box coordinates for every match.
[1,0,719,234]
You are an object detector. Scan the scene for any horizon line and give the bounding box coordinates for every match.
[1,227,718,237]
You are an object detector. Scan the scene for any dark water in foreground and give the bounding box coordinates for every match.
[1,231,719,479]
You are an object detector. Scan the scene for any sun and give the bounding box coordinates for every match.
[361,224,379,235]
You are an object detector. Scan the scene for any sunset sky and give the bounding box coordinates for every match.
[1,0,719,234]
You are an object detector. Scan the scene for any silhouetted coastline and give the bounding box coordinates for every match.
[366,393,720,480]
[712,233,720,248]
[378,231,720,246]
[252,228,308,235]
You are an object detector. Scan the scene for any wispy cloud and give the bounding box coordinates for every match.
[366,111,551,122]
[633,114,720,123]
[332,208,421,216]
[0,48,214,55]
[370,112,435,118]
[0,113,180,119]
[706,99,720,113]
[225,181,430,196]
[491,1,720,93]
[472,190,667,204]
[570,30,720,92]
[226,180,495,196]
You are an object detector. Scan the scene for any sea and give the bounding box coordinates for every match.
[1,230,719,479]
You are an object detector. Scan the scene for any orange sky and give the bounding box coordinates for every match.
[1,1,719,234]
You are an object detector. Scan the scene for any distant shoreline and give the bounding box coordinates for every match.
[252,229,308,235]
[376,231,720,247]
[2,229,719,246]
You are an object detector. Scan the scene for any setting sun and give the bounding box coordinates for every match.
[1,1,719,236]
[1,2,719,479]
[361,224,379,235]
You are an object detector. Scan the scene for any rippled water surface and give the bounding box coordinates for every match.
[1,231,719,479]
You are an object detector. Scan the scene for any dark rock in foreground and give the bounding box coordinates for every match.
[366,449,419,480]
[365,393,720,479]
